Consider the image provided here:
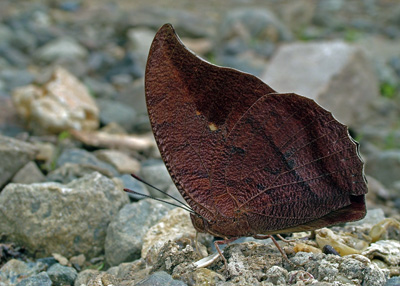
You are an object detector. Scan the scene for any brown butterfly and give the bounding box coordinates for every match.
[127,23,368,266]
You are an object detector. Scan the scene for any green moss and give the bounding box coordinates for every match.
[380,82,397,99]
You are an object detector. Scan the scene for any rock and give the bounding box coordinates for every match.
[35,37,87,63]
[47,263,77,286]
[0,172,129,258]
[118,174,150,200]
[69,129,157,153]
[219,8,292,44]
[151,239,200,275]
[0,24,12,44]
[315,228,369,255]
[105,51,143,80]
[15,272,52,286]
[69,254,85,269]
[56,148,119,176]
[58,1,81,12]
[220,242,283,283]
[105,199,174,266]
[0,97,25,137]
[12,67,99,134]
[11,161,45,184]
[0,69,34,91]
[96,98,137,132]
[261,41,379,128]
[46,163,116,184]
[362,240,400,266]
[0,259,46,286]
[369,218,400,243]
[83,78,116,99]
[357,36,400,86]
[73,269,100,286]
[86,272,120,286]
[366,175,393,204]
[128,7,213,38]
[386,277,400,286]
[94,149,140,174]
[52,253,69,266]
[140,160,174,198]
[0,134,38,188]
[359,126,400,151]
[176,268,225,286]
[135,271,187,286]
[216,8,292,75]
[33,142,56,163]
[294,252,386,286]
[141,208,209,264]
[365,150,400,190]
[127,27,156,71]
[269,0,317,33]
[264,266,289,285]
[180,37,213,56]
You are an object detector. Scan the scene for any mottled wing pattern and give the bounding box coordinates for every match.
[145,24,275,219]
[211,93,367,233]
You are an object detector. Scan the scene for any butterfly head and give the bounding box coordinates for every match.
[190,212,252,238]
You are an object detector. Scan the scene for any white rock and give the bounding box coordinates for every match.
[12,67,99,134]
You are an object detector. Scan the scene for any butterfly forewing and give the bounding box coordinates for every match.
[145,24,276,220]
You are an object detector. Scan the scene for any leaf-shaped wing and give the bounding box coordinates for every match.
[210,93,367,233]
[145,24,275,219]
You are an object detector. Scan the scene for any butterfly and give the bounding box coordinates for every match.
[128,23,368,267]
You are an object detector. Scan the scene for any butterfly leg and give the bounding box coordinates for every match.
[214,237,238,269]
[276,234,296,243]
[253,234,294,266]
[194,231,203,258]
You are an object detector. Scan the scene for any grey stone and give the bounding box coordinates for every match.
[219,8,292,44]
[216,8,291,75]
[73,269,100,286]
[0,24,12,43]
[118,173,150,200]
[386,277,400,286]
[140,159,174,198]
[47,263,77,286]
[35,37,87,62]
[46,162,116,184]
[261,41,379,129]
[128,7,213,38]
[264,266,288,285]
[96,98,137,132]
[291,253,386,286]
[127,27,155,71]
[135,271,187,286]
[346,208,385,227]
[12,161,45,184]
[0,259,46,286]
[105,199,174,266]
[83,77,117,99]
[0,69,33,91]
[56,148,119,176]
[16,272,52,286]
[94,149,141,174]
[0,134,38,188]
[141,208,210,266]
[0,172,129,258]
[0,45,29,68]
[365,150,400,189]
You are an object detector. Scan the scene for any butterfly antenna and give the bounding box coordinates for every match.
[127,173,201,216]
[124,188,197,215]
